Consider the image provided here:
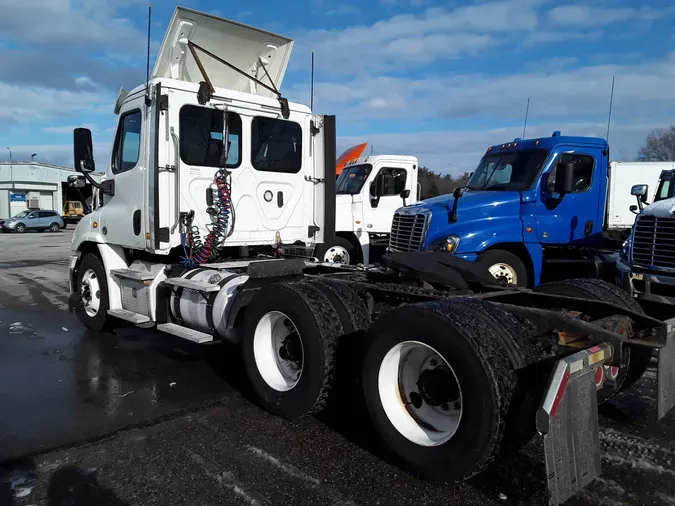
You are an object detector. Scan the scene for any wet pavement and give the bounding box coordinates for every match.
[1,230,675,505]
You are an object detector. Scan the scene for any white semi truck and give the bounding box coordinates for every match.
[315,154,419,265]
[68,7,675,505]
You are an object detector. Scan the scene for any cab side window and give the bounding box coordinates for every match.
[546,154,594,193]
[251,117,302,173]
[111,110,142,174]
[179,106,242,168]
[370,168,408,197]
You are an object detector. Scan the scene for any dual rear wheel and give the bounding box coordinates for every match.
[241,284,542,482]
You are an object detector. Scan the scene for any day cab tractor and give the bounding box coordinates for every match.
[66,7,675,505]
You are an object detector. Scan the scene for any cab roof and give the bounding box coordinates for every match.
[485,131,608,154]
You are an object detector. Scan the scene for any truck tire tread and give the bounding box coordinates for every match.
[363,298,518,482]
[241,281,343,419]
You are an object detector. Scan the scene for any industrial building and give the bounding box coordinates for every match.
[0,162,104,219]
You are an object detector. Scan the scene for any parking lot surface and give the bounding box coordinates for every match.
[1,229,674,505]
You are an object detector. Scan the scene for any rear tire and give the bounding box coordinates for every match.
[75,253,114,332]
[476,249,528,287]
[361,298,522,482]
[534,278,653,402]
[49,222,60,232]
[241,282,342,419]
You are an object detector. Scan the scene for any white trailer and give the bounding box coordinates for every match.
[67,7,675,506]
[315,154,419,265]
[606,161,671,230]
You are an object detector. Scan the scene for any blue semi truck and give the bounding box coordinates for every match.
[388,131,656,287]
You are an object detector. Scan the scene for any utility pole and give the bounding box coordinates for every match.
[6,147,13,187]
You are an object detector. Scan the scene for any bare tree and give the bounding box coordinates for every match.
[636,126,675,162]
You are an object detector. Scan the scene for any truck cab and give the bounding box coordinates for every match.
[314,155,418,265]
[70,7,335,268]
[389,132,622,287]
[617,170,675,309]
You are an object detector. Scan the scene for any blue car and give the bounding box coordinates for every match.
[1,210,65,233]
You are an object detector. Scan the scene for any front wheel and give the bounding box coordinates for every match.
[75,253,114,332]
[476,249,528,287]
[314,237,358,265]
[14,223,26,233]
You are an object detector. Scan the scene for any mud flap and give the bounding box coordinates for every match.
[536,344,612,506]
[657,317,675,421]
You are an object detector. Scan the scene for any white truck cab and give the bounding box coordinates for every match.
[71,7,335,263]
[315,154,419,265]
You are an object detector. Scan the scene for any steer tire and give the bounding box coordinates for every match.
[534,278,654,402]
[241,281,343,420]
[361,298,521,482]
[476,249,528,287]
[75,253,114,333]
[314,237,358,265]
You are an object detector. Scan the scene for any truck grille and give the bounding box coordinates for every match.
[389,212,429,252]
[632,215,675,270]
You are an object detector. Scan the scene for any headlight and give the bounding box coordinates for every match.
[619,237,631,263]
[429,235,461,253]
[6,221,16,227]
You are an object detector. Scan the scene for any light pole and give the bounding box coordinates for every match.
[5,147,12,187]
[31,153,37,162]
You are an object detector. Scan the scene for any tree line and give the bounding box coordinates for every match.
[418,124,675,201]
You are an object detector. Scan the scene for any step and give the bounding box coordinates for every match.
[156,323,214,343]
[110,268,156,281]
[108,308,151,324]
[163,277,221,292]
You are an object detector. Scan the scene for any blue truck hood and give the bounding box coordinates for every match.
[405,190,524,252]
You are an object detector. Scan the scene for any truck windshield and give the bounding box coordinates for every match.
[337,164,372,195]
[468,149,548,191]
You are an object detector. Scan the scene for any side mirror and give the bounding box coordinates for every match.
[631,184,649,203]
[399,188,410,206]
[453,186,466,199]
[553,162,575,194]
[73,128,95,173]
[67,175,86,188]
[629,204,638,214]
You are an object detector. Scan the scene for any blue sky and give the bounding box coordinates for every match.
[0,0,674,175]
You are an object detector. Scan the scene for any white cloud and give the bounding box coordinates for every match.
[293,53,675,124]
[338,120,671,176]
[293,0,544,75]
[42,124,98,134]
[326,4,361,16]
[1,142,112,169]
[0,0,147,53]
[0,81,115,122]
[547,5,661,27]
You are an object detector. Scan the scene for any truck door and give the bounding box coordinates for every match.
[363,163,411,233]
[535,147,605,244]
[99,97,147,249]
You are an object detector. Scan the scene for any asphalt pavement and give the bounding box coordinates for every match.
[1,229,674,505]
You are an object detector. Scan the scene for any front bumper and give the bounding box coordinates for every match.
[617,258,675,306]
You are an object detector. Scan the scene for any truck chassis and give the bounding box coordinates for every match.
[68,249,675,506]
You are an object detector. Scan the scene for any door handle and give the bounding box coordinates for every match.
[277,191,283,208]
[584,220,593,236]
[133,210,141,236]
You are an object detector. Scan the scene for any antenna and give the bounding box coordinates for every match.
[370,145,373,156]
[606,75,615,141]
[310,50,315,111]
[522,98,530,139]
[144,4,152,105]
